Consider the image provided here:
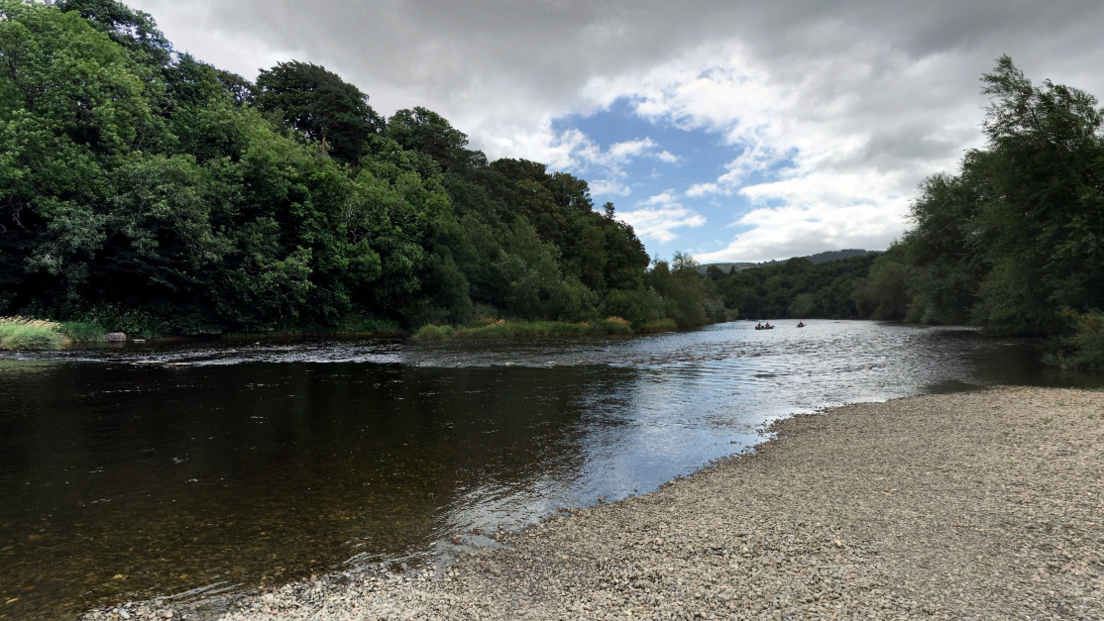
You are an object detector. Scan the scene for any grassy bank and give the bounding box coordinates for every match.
[414,317,649,341]
[0,317,106,351]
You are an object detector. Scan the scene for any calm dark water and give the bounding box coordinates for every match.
[1,321,1101,619]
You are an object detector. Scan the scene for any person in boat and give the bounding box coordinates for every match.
[756,322,763,329]
[764,322,772,329]
[797,321,805,328]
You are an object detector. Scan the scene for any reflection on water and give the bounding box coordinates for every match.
[0,321,1100,619]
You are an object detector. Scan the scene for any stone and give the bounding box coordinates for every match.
[105,332,127,342]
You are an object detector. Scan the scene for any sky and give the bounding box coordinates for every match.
[131,0,1104,262]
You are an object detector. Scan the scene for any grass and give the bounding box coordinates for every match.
[414,317,643,341]
[413,324,456,341]
[0,317,110,350]
[0,317,68,350]
[638,318,679,333]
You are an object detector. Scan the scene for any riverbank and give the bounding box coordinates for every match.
[79,386,1103,620]
[0,317,107,350]
[0,316,678,351]
[412,317,656,340]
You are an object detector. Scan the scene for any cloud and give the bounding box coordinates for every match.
[132,0,1104,259]
[525,134,679,198]
[617,192,706,244]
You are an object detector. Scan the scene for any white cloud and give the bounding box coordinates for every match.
[132,0,1104,260]
[617,191,706,244]
[588,179,633,196]
[512,133,680,199]
[570,41,985,260]
[694,196,909,263]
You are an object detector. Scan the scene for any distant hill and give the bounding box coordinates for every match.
[698,249,878,274]
[778,249,878,265]
[695,262,756,274]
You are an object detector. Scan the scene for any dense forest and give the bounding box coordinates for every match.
[708,254,877,320]
[0,0,725,337]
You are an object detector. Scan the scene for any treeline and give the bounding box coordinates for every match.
[0,0,725,336]
[705,255,877,320]
[851,57,1104,368]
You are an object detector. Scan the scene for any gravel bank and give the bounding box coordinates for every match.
[84,387,1104,621]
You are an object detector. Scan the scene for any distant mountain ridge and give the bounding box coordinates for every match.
[698,249,878,274]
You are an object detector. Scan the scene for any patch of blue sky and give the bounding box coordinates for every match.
[549,97,793,259]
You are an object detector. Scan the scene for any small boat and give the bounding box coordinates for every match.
[754,325,774,330]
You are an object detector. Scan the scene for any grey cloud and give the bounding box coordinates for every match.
[147,0,1104,132]
[137,0,1104,260]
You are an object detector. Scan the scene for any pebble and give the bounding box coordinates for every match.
[79,387,1104,621]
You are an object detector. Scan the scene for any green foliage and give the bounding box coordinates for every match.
[0,317,66,350]
[416,318,635,340]
[716,254,876,320]
[646,252,726,327]
[413,324,456,341]
[1048,310,1104,370]
[639,318,678,333]
[851,250,908,320]
[598,316,634,335]
[851,56,1104,352]
[253,60,383,162]
[59,321,106,342]
[52,0,172,67]
[0,0,727,338]
[387,107,478,173]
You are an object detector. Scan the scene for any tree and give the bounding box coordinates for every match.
[387,107,477,173]
[253,60,384,162]
[52,0,172,67]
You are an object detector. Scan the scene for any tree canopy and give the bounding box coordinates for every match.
[0,0,724,335]
[850,56,1104,365]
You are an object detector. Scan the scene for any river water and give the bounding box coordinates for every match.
[1,321,1101,619]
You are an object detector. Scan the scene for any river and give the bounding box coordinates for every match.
[1,321,1100,619]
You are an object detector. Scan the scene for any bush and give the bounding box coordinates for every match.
[60,322,107,343]
[598,316,634,335]
[413,324,456,341]
[0,318,67,350]
[599,288,664,328]
[1049,310,1104,370]
[638,318,678,333]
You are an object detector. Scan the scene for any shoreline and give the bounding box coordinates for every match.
[1,317,688,352]
[80,387,1104,620]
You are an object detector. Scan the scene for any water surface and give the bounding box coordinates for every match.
[1,321,1100,619]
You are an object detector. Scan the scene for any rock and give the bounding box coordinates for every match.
[104,332,127,342]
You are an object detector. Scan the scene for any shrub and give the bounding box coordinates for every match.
[1049,310,1104,370]
[413,324,456,341]
[60,322,107,343]
[599,316,634,335]
[638,318,678,333]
